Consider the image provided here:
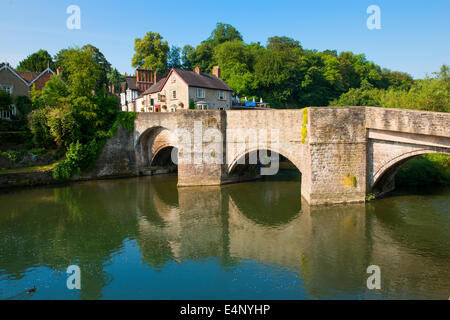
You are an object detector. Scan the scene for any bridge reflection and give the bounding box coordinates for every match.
[0,175,448,299]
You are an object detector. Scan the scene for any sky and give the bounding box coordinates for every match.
[0,0,449,79]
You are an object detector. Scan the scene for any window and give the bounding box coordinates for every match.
[197,104,208,110]
[196,88,205,98]
[218,91,225,100]
[150,98,154,106]
[172,90,176,99]
[1,86,12,94]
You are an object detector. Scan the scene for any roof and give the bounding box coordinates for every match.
[0,65,55,88]
[142,78,165,95]
[125,76,137,90]
[173,69,233,91]
[17,71,40,83]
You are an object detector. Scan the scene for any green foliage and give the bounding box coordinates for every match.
[130,23,422,107]
[52,140,100,180]
[29,46,120,151]
[54,46,109,97]
[0,89,13,111]
[52,112,137,180]
[206,23,243,47]
[132,32,170,73]
[213,41,259,95]
[396,154,450,187]
[16,49,54,72]
[167,46,182,69]
[331,65,450,113]
[189,99,195,110]
[109,111,137,134]
[1,150,28,163]
[107,67,125,92]
[28,107,54,147]
[13,95,33,120]
[46,103,79,148]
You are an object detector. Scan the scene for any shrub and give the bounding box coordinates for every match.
[28,107,54,147]
[53,140,100,180]
[52,112,137,180]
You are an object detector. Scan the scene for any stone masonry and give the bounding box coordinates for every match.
[133,107,450,205]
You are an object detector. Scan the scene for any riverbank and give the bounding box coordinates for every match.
[0,164,178,191]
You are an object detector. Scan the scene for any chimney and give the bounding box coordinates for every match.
[212,66,220,78]
[194,66,200,74]
[56,67,62,76]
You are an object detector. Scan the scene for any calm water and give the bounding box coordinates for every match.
[0,169,449,300]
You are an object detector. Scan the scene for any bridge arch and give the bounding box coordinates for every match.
[227,147,302,175]
[136,126,177,168]
[371,148,450,196]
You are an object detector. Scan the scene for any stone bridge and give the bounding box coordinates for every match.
[132,107,450,205]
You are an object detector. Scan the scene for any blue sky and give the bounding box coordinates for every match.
[1,0,449,78]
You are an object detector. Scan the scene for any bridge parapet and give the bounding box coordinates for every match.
[365,107,450,137]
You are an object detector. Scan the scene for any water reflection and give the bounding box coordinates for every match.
[0,171,449,299]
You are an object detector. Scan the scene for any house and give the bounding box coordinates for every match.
[0,63,55,119]
[120,68,162,112]
[125,66,233,113]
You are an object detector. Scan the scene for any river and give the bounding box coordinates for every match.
[0,168,449,300]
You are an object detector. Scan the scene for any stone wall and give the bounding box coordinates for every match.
[77,125,138,180]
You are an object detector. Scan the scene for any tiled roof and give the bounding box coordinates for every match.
[17,71,40,83]
[174,69,233,91]
[32,70,53,90]
[142,78,165,95]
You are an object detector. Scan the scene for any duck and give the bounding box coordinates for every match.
[26,285,36,294]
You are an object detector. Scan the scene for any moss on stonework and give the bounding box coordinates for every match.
[301,108,308,143]
[343,174,357,188]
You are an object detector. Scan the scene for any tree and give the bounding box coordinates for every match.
[30,46,119,149]
[213,41,258,95]
[107,68,124,92]
[330,65,449,113]
[131,32,169,73]
[16,49,54,72]
[206,22,243,47]
[167,46,182,69]
[181,45,195,70]
[267,36,302,51]
[184,42,214,72]
[54,46,107,97]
